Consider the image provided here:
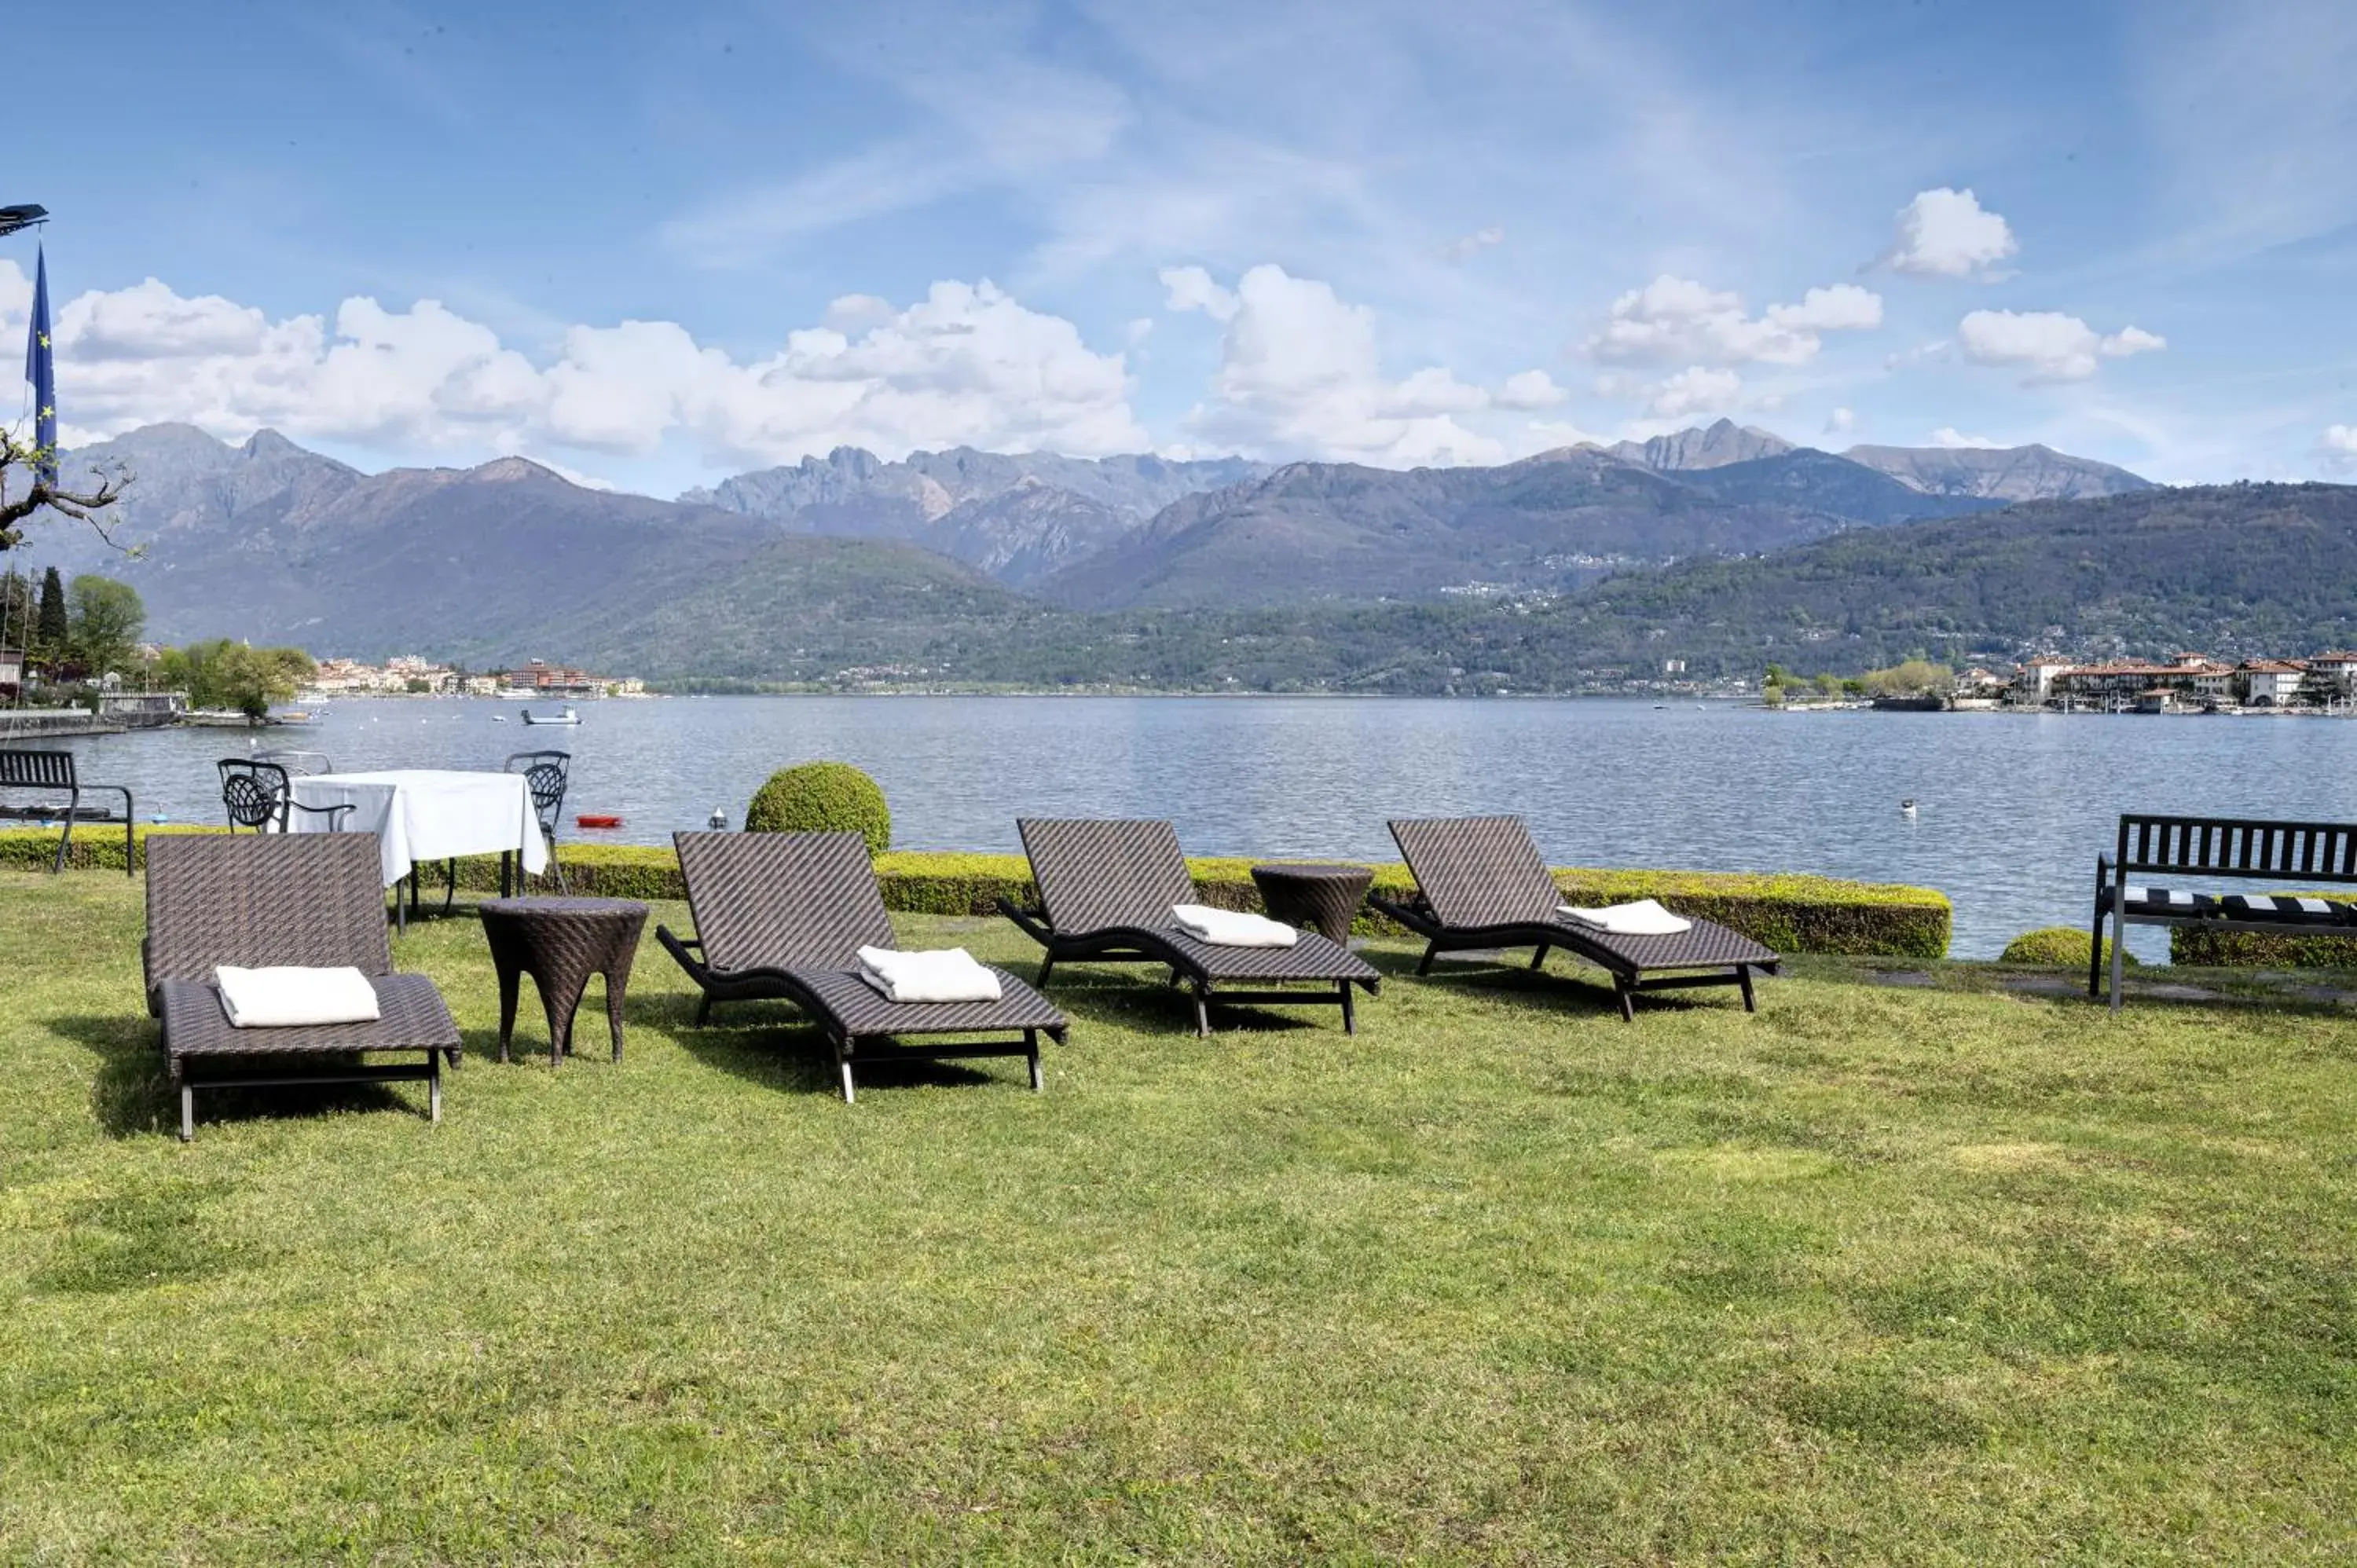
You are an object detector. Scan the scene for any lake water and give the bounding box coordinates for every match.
[35,696,2357,959]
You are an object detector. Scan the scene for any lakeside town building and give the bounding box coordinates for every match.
[301,655,644,701]
[2008,652,2355,711]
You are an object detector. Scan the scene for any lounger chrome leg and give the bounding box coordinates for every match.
[836,1041,857,1104]
[1193,988,1211,1038]
[1615,978,1637,1023]
[428,1053,442,1124]
[1340,979,1356,1035]
[179,1083,195,1141]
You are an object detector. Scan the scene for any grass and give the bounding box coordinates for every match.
[2,869,2353,1563]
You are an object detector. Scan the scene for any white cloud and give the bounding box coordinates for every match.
[2,269,1149,467]
[1158,265,1238,322]
[1439,225,1505,261]
[1956,309,2168,383]
[1494,369,1568,410]
[1886,188,2018,278]
[1523,418,1611,450]
[1825,406,1856,434]
[1645,366,1743,418]
[2324,424,2357,471]
[1932,427,2000,449]
[1165,262,1552,467]
[527,457,618,491]
[1588,275,1882,366]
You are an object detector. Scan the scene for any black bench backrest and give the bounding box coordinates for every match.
[0,749,76,789]
[2116,814,2357,882]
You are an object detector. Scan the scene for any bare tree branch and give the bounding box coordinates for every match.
[0,428,136,555]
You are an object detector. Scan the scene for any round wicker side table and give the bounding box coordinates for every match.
[478,897,649,1065]
[1249,863,1374,946]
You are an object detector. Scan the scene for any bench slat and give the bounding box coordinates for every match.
[2112,813,2357,885]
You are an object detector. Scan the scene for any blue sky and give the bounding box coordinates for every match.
[8,0,2357,493]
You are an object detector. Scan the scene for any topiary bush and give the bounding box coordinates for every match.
[2000,925,2135,969]
[744,762,890,856]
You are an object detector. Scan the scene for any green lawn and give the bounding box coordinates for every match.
[2,869,2352,1564]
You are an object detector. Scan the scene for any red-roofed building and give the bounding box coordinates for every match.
[2240,660,2308,707]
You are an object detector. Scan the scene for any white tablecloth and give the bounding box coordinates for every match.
[288,769,549,888]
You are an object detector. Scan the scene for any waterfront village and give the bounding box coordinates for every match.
[1785,650,2357,713]
[299,656,647,702]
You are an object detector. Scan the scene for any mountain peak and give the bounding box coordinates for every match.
[470,456,563,484]
[240,428,310,461]
[1842,442,2154,501]
[1606,421,1797,472]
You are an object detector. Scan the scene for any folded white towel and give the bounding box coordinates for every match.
[1171,903,1299,947]
[214,965,382,1028]
[856,945,1003,1003]
[1558,899,1692,936]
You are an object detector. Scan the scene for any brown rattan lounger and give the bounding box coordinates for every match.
[143,833,461,1140]
[997,819,1380,1035]
[658,831,1066,1102]
[1369,815,1778,1020]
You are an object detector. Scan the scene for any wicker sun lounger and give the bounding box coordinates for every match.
[998,819,1380,1035]
[658,831,1067,1102]
[143,833,461,1141]
[1370,815,1778,1020]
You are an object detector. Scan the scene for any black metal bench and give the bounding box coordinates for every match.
[0,748,135,875]
[2091,814,2357,1007]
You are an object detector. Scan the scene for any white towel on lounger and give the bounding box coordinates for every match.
[856,945,1003,1003]
[214,965,382,1028]
[1558,899,1692,936]
[1171,903,1299,947]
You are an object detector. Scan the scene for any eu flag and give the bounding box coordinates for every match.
[24,246,55,485]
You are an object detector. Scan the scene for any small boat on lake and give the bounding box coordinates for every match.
[576,812,623,830]
[521,705,582,726]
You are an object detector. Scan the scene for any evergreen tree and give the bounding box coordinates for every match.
[0,570,30,649]
[35,567,69,656]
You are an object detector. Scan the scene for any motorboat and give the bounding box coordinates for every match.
[521,705,582,726]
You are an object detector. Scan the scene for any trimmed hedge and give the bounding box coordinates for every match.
[746,762,891,855]
[2172,929,2357,968]
[0,827,1952,958]
[2162,887,2357,968]
[2000,925,2134,969]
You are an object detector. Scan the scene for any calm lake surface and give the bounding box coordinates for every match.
[43,696,2357,959]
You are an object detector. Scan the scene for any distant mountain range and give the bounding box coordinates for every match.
[1036,444,2003,610]
[681,446,1267,589]
[1606,418,2155,502]
[15,418,2224,691]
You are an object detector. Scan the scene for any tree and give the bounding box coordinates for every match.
[0,425,129,555]
[35,566,68,657]
[0,570,30,648]
[1862,658,1953,697]
[159,639,316,721]
[68,575,146,679]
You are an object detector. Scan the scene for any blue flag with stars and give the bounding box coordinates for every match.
[24,246,56,485]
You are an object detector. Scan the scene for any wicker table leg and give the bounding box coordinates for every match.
[495,961,522,1064]
[539,965,590,1067]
